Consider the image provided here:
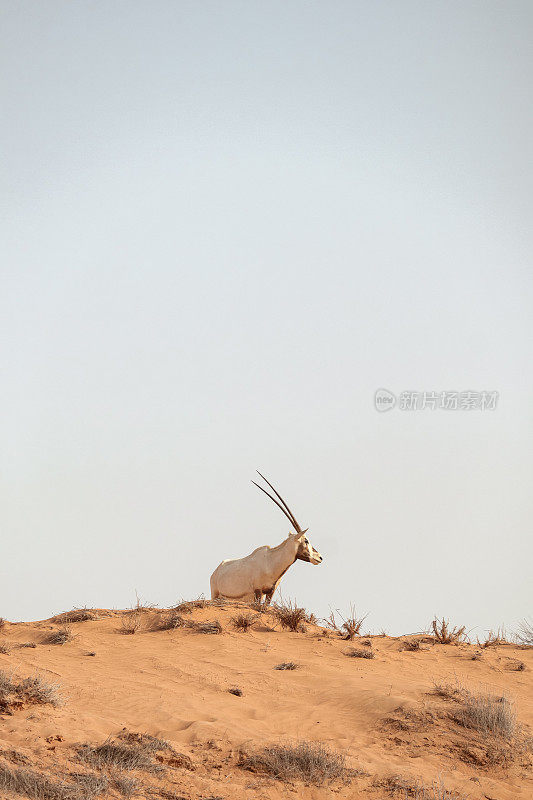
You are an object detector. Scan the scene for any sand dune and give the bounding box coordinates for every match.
[0,602,531,799]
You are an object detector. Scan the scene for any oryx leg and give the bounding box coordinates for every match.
[263,578,282,608]
[254,589,263,605]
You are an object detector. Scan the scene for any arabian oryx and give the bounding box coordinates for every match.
[210,472,322,607]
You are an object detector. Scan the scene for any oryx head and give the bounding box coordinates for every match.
[252,471,323,565]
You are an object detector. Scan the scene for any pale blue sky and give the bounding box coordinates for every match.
[1,2,532,635]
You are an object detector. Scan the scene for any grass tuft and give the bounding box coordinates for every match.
[345,647,374,659]
[239,740,347,785]
[50,609,97,624]
[45,627,74,645]
[172,597,208,614]
[112,772,139,797]
[231,613,257,632]
[78,740,155,772]
[153,612,185,631]
[271,599,308,632]
[453,690,516,739]
[0,669,62,709]
[274,662,299,670]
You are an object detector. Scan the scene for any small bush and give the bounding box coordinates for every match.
[345,647,374,659]
[478,628,507,648]
[173,597,208,614]
[517,618,533,646]
[228,687,243,696]
[51,608,97,624]
[119,611,142,635]
[153,612,185,631]
[431,618,466,644]
[194,620,222,635]
[78,731,172,775]
[231,613,257,632]
[401,639,420,651]
[0,618,5,630]
[239,740,347,785]
[18,675,63,707]
[0,670,62,709]
[454,690,516,739]
[18,642,37,648]
[376,775,467,799]
[431,681,463,700]
[45,627,74,645]
[0,764,90,800]
[272,600,308,632]
[274,662,299,670]
[0,642,9,654]
[326,606,367,640]
[116,731,172,754]
[78,740,154,772]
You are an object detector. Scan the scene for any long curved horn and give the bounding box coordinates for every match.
[252,472,302,533]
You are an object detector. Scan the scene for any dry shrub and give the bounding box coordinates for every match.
[478,627,507,648]
[173,597,208,614]
[0,618,5,630]
[153,612,185,631]
[516,618,533,646]
[431,681,463,700]
[401,639,421,651]
[453,690,516,739]
[45,627,74,645]
[78,740,155,772]
[274,662,299,670]
[345,647,374,659]
[18,642,37,649]
[375,774,466,799]
[0,642,9,655]
[0,763,97,800]
[0,670,62,710]
[18,675,63,707]
[239,740,347,785]
[153,613,221,635]
[231,613,257,632]
[228,687,243,696]
[326,606,367,640]
[79,740,151,771]
[116,731,172,754]
[119,611,142,635]
[193,620,222,635]
[68,771,109,797]
[431,618,466,644]
[271,599,308,632]
[112,772,139,797]
[51,609,97,624]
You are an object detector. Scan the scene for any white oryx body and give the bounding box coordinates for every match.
[209,473,323,606]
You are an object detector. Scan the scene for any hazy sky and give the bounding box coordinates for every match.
[1,2,532,635]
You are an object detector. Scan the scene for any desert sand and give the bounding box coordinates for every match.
[0,601,531,799]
